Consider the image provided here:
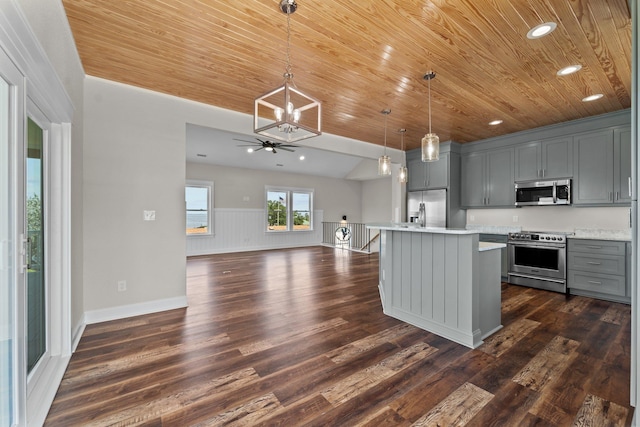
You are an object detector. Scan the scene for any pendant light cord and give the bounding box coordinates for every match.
[383,110,388,155]
[428,75,432,134]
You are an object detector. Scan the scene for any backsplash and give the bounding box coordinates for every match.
[466,206,630,233]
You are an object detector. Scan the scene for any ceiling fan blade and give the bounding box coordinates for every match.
[279,147,295,152]
[279,144,299,148]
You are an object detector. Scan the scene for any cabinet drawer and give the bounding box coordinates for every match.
[568,239,626,256]
[568,270,625,296]
[567,253,625,276]
[479,234,508,243]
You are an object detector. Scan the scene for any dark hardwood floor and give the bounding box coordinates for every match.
[45,246,634,426]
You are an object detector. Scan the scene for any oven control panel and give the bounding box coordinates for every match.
[508,232,566,242]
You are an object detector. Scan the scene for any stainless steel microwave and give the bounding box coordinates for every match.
[515,179,571,206]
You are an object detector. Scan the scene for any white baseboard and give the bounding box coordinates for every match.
[187,242,318,257]
[84,296,188,325]
[71,315,86,352]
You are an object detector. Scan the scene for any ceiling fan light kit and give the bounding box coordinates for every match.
[421,71,440,162]
[253,0,322,143]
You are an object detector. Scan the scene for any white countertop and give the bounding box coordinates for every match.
[466,225,522,235]
[479,241,506,252]
[367,223,478,235]
[570,228,631,241]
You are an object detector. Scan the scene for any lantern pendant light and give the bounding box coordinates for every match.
[421,71,440,162]
[398,128,408,183]
[253,0,321,143]
[378,109,392,176]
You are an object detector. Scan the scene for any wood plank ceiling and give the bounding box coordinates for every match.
[61,0,631,150]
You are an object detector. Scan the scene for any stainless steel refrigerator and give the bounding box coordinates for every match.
[407,189,447,227]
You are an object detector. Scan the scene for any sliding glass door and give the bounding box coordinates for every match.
[0,66,14,427]
[0,45,26,426]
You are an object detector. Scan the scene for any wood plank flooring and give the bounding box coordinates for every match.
[45,246,634,426]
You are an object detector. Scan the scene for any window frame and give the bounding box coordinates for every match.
[265,186,314,232]
[186,180,213,236]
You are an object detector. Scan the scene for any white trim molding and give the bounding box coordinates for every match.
[84,296,189,325]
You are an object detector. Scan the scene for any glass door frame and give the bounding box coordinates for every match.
[24,107,51,397]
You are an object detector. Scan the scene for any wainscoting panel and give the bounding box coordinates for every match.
[186,209,324,256]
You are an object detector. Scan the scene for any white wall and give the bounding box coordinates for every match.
[83,78,189,313]
[361,178,393,223]
[467,206,630,233]
[186,161,363,255]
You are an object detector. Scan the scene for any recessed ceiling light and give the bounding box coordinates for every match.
[299,155,305,160]
[247,148,254,153]
[489,120,503,126]
[527,22,557,39]
[582,94,603,102]
[557,64,582,76]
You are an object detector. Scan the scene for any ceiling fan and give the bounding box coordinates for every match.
[234,138,298,154]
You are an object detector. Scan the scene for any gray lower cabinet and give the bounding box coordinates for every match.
[567,238,629,303]
[461,148,514,207]
[479,233,508,280]
[573,126,631,205]
[514,136,572,182]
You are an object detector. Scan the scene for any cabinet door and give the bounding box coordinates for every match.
[514,142,540,182]
[614,126,631,204]
[573,130,614,205]
[461,152,485,207]
[407,157,427,191]
[485,148,515,207]
[542,136,572,179]
[426,152,449,189]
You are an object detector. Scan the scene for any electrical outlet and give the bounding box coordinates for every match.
[470,215,475,222]
[512,215,519,222]
[117,280,127,292]
[143,210,156,221]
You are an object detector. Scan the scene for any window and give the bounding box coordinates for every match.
[266,187,313,232]
[186,181,213,235]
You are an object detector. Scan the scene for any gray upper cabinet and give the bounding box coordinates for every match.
[515,137,572,182]
[614,127,632,204]
[573,127,631,205]
[407,152,449,191]
[461,148,514,207]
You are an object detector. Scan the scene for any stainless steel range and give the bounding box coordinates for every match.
[507,231,571,293]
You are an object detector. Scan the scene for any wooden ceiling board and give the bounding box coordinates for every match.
[61,0,632,149]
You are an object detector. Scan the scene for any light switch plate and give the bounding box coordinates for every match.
[144,210,156,221]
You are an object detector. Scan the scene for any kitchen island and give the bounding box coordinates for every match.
[367,223,504,349]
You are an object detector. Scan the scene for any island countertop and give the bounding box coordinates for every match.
[366,222,479,235]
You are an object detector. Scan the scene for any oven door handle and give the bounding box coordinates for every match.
[507,242,566,249]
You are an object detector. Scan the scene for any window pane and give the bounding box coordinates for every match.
[292,192,311,230]
[186,186,209,234]
[267,191,287,231]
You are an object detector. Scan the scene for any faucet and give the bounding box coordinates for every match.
[418,202,426,227]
